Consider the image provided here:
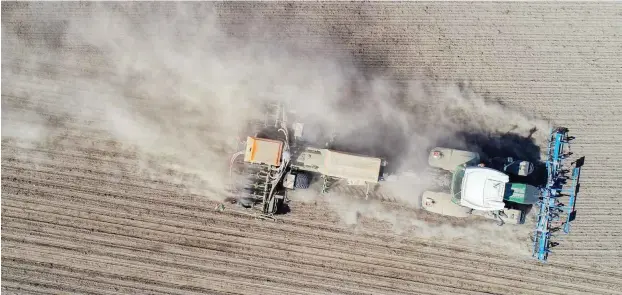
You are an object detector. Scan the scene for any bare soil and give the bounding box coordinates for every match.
[2,2,622,294]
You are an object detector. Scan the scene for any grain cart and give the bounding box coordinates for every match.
[228,103,388,216]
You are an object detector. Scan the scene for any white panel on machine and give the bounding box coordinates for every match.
[283,173,296,189]
[460,167,508,211]
[292,122,304,139]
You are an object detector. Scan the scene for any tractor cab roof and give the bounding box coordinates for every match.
[460,167,508,211]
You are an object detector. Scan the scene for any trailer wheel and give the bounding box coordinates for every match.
[237,197,254,208]
[294,173,311,189]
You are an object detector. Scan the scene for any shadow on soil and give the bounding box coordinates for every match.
[436,127,547,187]
[328,114,547,184]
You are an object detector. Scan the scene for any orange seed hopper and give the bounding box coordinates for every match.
[243,136,283,166]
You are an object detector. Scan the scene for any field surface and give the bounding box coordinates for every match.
[2,2,622,295]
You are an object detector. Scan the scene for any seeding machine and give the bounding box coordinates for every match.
[226,104,583,262]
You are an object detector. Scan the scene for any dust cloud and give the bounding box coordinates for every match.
[2,2,549,254]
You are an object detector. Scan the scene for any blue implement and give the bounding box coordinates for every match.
[532,127,583,262]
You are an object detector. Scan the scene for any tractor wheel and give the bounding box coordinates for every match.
[294,172,311,189]
[237,197,254,208]
[554,127,569,134]
[273,196,285,214]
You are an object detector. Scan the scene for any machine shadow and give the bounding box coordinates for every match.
[278,202,292,215]
[436,128,548,187]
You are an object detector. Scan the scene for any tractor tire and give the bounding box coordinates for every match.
[554,127,569,134]
[294,172,311,189]
[237,197,254,208]
[275,197,285,213]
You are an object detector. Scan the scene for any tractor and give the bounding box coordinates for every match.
[226,103,582,262]
[416,127,583,261]
[420,147,540,226]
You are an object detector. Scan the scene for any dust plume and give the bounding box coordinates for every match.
[2,2,549,254]
[2,2,358,199]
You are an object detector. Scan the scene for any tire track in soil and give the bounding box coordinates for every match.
[4,161,622,284]
[3,212,618,295]
[2,247,305,295]
[0,212,579,295]
[1,201,523,294]
[2,163,536,261]
[2,237,435,295]
[4,136,622,293]
[2,205,620,291]
[4,1,622,293]
[2,263,191,295]
[3,172,622,294]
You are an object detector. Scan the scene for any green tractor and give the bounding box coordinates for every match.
[421,148,540,225]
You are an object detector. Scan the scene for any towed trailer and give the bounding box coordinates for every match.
[228,109,386,216]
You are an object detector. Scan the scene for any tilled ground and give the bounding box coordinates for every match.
[3,2,622,294]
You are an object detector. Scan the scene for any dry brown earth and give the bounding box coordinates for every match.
[2,2,622,294]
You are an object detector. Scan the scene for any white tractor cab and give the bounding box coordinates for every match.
[422,148,540,225]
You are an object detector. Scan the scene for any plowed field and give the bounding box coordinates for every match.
[2,2,622,294]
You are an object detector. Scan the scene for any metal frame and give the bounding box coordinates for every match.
[532,127,583,262]
[321,175,339,194]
